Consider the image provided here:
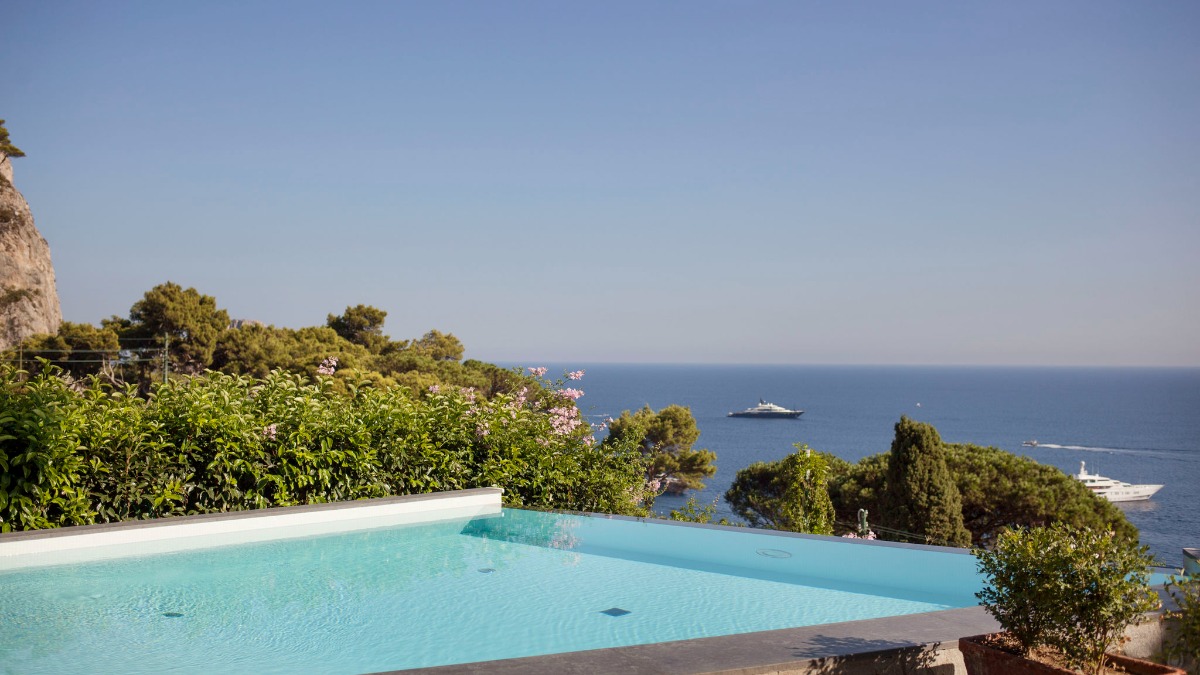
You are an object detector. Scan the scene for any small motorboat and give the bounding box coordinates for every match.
[1021,439,1039,447]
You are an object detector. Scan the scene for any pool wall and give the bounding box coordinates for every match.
[0,487,502,570]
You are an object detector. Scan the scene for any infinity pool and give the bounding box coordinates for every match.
[0,491,984,674]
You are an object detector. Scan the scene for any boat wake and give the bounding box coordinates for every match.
[1037,443,1126,452]
[1031,443,1195,461]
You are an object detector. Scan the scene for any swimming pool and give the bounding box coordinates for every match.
[0,489,985,674]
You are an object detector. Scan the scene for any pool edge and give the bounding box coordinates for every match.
[385,605,999,675]
[0,487,503,564]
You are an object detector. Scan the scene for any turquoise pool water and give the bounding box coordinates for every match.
[0,509,983,674]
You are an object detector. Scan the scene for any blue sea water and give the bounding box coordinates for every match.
[532,364,1200,568]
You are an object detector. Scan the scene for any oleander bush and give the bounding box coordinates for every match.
[0,363,649,532]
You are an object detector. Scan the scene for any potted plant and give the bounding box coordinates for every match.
[961,523,1183,675]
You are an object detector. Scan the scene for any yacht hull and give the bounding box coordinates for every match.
[1096,484,1163,502]
[1075,461,1163,503]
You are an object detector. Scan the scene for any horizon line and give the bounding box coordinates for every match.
[480,360,1200,370]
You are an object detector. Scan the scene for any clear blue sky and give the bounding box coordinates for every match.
[4,1,1198,366]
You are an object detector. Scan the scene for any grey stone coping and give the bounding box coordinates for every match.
[382,606,999,675]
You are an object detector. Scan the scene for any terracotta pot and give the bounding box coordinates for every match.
[959,633,1186,675]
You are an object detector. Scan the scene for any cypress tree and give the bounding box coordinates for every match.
[880,417,972,547]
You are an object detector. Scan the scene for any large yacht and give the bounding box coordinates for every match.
[1075,461,1162,502]
[728,399,804,419]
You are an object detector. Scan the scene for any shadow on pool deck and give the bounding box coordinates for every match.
[387,605,998,675]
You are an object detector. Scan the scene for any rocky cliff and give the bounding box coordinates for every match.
[0,155,62,349]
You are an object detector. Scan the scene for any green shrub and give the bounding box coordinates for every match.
[1165,573,1200,674]
[975,523,1159,675]
[0,364,650,531]
[0,363,94,531]
[724,444,835,535]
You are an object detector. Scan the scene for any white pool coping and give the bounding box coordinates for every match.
[0,487,503,570]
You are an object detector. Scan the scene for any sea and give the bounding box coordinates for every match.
[524,364,1200,569]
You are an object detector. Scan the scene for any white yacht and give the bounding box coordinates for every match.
[728,399,804,419]
[1075,461,1162,502]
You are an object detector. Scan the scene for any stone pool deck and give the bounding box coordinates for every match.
[392,603,1179,675]
[390,605,1000,675]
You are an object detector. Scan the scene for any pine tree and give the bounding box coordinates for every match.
[879,416,972,547]
[127,282,230,374]
[0,119,25,159]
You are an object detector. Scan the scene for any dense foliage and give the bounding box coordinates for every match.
[975,524,1158,675]
[127,282,230,374]
[724,444,835,535]
[827,440,1137,547]
[0,363,650,532]
[723,418,1134,548]
[1165,573,1200,674]
[601,404,717,493]
[878,417,971,547]
[2,281,521,396]
[4,321,120,377]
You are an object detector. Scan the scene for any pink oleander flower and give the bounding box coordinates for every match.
[527,366,548,377]
[567,370,585,381]
[582,435,595,446]
[842,531,878,540]
[460,387,476,403]
[548,406,581,435]
[476,424,489,438]
[558,388,584,401]
[316,356,338,376]
[262,423,278,441]
[646,477,662,492]
[428,384,440,394]
[505,387,529,410]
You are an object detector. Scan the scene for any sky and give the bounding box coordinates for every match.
[3,1,1198,366]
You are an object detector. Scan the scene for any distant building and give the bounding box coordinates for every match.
[228,318,264,329]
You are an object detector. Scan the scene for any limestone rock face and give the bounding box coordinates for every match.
[0,155,62,349]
